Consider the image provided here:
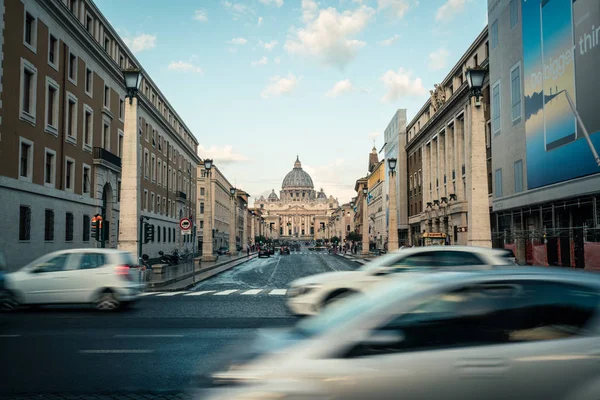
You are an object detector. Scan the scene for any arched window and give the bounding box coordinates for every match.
[347,225,351,232]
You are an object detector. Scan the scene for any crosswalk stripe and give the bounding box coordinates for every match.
[156,291,189,296]
[241,289,262,295]
[138,292,159,297]
[184,290,215,296]
[269,289,287,295]
[214,289,238,295]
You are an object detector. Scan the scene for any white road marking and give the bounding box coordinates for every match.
[184,290,215,296]
[0,334,21,338]
[269,289,287,295]
[138,292,159,296]
[156,291,188,297]
[214,290,238,295]
[114,334,184,338]
[267,255,282,285]
[241,289,262,295]
[79,349,155,354]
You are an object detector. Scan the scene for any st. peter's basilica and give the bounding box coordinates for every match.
[254,157,339,240]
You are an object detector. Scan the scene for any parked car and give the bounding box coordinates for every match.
[199,267,600,400]
[281,246,290,255]
[2,249,144,311]
[258,248,270,258]
[216,247,229,255]
[287,246,517,316]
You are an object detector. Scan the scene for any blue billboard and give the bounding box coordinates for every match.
[522,0,600,189]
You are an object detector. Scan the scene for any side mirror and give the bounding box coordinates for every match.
[370,266,392,276]
[363,330,405,347]
[31,264,47,273]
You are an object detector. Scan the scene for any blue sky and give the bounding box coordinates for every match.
[97,0,487,203]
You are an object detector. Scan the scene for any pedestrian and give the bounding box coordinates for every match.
[247,246,250,257]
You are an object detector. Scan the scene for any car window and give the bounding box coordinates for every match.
[79,253,107,270]
[390,251,485,269]
[345,280,600,358]
[120,252,137,266]
[38,254,70,273]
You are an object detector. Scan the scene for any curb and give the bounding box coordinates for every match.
[147,253,258,291]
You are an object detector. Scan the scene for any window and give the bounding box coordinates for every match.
[117,180,121,202]
[65,212,74,242]
[144,150,149,179]
[163,165,167,187]
[79,253,107,270]
[103,85,110,109]
[44,149,56,187]
[118,130,124,158]
[200,202,205,214]
[157,160,162,185]
[65,93,78,143]
[151,192,155,213]
[20,58,37,124]
[510,64,522,122]
[85,13,93,34]
[510,0,519,29]
[68,51,77,84]
[83,215,90,242]
[19,138,33,182]
[48,34,58,69]
[69,0,78,15]
[83,105,93,150]
[24,12,37,52]
[65,158,75,192]
[491,20,498,49]
[119,98,124,120]
[119,55,125,69]
[143,190,148,211]
[200,187,205,195]
[514,160,524,193]
[102,122,110,150]
[85,67,93,96]
[163,198,166,214]
[151,154,156,182]
[168,200,171,217]
[157,195,161,215]
[200,221,204,229]
[44,209,55,242]
[158,224,161,242]
[495,168,503,198]
[82,164,91,195]
[104,35,110,52]
[19,206,31,241]
[45,77,59,135]
[491,81,501,135]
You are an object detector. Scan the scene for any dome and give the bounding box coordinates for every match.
[268,189,279,201]
[317,188,327,199]
[282,156,314,189]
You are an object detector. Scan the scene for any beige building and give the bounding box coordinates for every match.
[329,203,355,242]
[254,157,339,241]
[405,27,492,246]
[367,160,386,250]
[0,0,199,268]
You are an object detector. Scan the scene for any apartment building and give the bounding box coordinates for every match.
[367,160,386,250]
[405,28,492,246]
[0,0,199,268]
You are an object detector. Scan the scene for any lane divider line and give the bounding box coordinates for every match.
[269,289,287,295]
[156,291,188,297]
[138,292,159,297]
[184,290,216,296]
[214,289,238,295]
[113,334,184,338]
[79,349,155,354]
[241,289,262,295]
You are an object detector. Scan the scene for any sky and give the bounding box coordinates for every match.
[96,0,488,203]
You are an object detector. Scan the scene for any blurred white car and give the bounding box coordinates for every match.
[200,268,600,400]
[287,246,516,315]
[3,249,144,311]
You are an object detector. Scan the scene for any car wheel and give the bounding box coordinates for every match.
[322,290,355,310]
[0,290,18,312]
[95,290,120,311]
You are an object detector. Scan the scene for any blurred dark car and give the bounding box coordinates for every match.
[268,247,275,255]
[0,251,8,310]
[258,248,270,258]
[281,246,290,255]
[216,247,229,255]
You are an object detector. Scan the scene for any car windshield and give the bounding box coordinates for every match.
[357,252,405,272]
[295,276,436,338]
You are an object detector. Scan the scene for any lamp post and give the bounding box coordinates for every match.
[117,67,143,260]
[242,203,248,249]
[387,157,399,251]
[362,186,369,255]
[465,67,492,248]
[201,159,217,262]
[229,187,237,255]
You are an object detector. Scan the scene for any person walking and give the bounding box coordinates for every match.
[247,245,250,257]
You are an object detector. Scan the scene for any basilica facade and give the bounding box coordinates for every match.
[254,157,339,241]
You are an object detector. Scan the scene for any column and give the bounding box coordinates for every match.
[118,97,141,259]
[388,169,399,251]
[455,116,466,201]
[446,123,455,196]
[201,172,217,261]
[422,143,430,206]
[440,130,447,197]
[467,98,492,247]
[228,196,236,254]
[250,215,255,246]
[243,207,248,249]
[431,138,438,202]
[362,191,369,255]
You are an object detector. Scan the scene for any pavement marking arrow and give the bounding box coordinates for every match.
[214,289,238,295]
[156,291,189,297]
[184,290,216,296]
[241,289,262,295]
[269,289,287,295]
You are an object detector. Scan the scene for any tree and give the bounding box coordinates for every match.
[255,235,267,244]
[346,232,361,242]
[324,238,330,244]
[331,236,340,244]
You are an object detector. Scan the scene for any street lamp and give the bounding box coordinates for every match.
[123,67,142,104]
[201,159,217,262]
[387,157,399,251]
[229,187,236,255]
[361,184,369,255]
[466,67,487,107]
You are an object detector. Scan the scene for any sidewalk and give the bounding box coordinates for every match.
[144,252,258,291]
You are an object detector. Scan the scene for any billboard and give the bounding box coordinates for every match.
[522,0,600,189]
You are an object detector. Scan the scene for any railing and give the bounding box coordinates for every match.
[93,147,121,168]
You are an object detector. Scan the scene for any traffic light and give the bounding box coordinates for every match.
[144,223,155,243]
[91,215,102,241]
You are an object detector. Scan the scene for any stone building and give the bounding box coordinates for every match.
[254,157,339,241]
[367,158,386,250]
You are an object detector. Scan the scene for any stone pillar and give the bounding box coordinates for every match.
[229,195,236,254]
[243,207,248,249]
[362,190,369,255]
[202,171,217,261]
[455,116,466,201]
[422,144,430,206]
[431,139,438,203]
[440,130,447,198]
[118,97,140,259]
[446,123,455,196]
[250,215,255,246]
[467,98,492,247]
[388,169,399,251]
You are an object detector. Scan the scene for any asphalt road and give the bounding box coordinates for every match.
[0,250,359,398]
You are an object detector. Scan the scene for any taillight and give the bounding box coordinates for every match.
[115,265,132,280]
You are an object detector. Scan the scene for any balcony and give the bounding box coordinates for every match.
[176,191,187,203]
[93,147,121,172]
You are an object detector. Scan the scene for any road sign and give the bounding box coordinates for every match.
[180,218,192,231]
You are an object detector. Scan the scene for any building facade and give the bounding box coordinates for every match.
[254,157,339,241]
[0,0,199,269]
[367,160,386,250]
[406,28,492,246]
[488,0,600,267]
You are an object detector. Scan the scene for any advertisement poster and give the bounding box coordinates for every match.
[522,0,600,189]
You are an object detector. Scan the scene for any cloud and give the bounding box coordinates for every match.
[380,68,426,103]
[325,79,355,98]
[303,158,360,202]
[428,48,449,71]
[258,16,263,26]
[228,37,248,45]
[197,145,249,165]
[259,0,284,7]
[222,1,255,19]
[436,0,471,22]
[378,34,400,46]
[251,56,269,66]
[123,33,156,53]
[260,40,278,51]
[193,9,208,22]
[368,131,381,140]
[261,73,299,99]
[167,61,203,74]
[377,0,416,18]
[274,56,281,64]
[285,4,375,69]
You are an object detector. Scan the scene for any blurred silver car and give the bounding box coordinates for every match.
[199,268,600,400]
